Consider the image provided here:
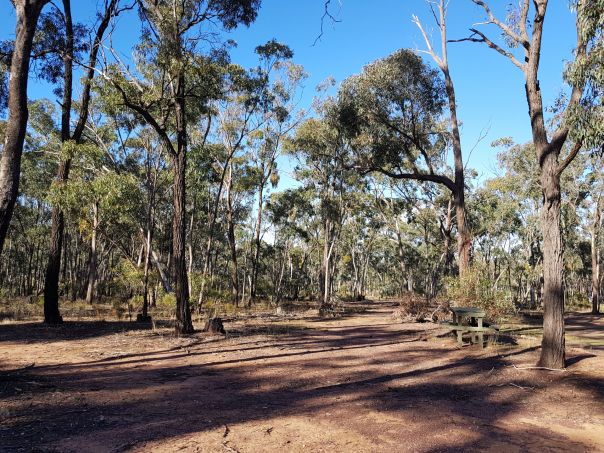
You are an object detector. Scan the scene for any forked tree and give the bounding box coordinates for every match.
[466,0,601,368]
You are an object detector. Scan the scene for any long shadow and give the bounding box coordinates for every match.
[0,320,155,344]
[3,300,603,451]
[35,327,425,372]
[3,343,602,452]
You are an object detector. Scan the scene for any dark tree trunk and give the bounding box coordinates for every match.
[226,164,240,305]
[43,206,66,323]
[0,0,48,254]
[172,73,193,334]
[43,0,73,323]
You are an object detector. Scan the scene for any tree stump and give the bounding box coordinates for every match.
[203,317,226,335]
[136,314,152,323]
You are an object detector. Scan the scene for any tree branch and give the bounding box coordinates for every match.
[556,141,582,177]
[471,0,529,49]
[469,28,526,72]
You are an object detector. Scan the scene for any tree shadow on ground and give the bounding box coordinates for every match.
[3,331,602,451]
[0,320,159,344]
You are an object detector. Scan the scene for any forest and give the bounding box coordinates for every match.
[1,1,603,452]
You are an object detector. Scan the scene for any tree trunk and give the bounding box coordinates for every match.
[172,148,193,333]
[43,0,73,323]
[85,202,99,304]
[591,198,601,314]
[537,152,565,368]
[321,218,332,306]
[172,71,193,334]
[442,67,471,275]
[250,183,264,304]
[225,163,239,305]
[0,0,49,254]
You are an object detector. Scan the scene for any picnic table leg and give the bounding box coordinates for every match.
[456,329,463,345]
[478,318,484,348]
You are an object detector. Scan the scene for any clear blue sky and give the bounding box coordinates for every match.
[1,0,578,185]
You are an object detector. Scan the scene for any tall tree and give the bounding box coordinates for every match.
[101,0,260,334]
[412,0,471,275]
[42,0,120,324]
[0,0,49,254]
[467,0,602,368]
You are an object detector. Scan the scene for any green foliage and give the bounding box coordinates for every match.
[336,49,447,173]
[565,0,604,151]
[445,265,515,322]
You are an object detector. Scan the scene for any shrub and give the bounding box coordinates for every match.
[445,265,515,322]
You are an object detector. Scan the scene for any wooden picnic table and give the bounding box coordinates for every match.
[447,306,489,347]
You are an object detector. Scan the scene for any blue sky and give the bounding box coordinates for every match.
[1,0,578,186]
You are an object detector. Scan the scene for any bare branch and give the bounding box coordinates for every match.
[471,0,528,48]
[369,168,457,194]
[313,0,341,46]
[412,13,443,68]
[469,28,526,72]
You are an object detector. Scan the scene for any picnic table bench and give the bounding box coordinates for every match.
[443,307,498,348]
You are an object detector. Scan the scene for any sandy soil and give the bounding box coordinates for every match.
[1,300,603,452]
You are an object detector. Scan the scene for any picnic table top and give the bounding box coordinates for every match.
[450,306,486,317]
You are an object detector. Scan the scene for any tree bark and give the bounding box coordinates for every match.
[537,150,565,368]
[225,163,240,305]
[85,202,99,304]
[0,0,49,254]
[442,68,470,275]
[591,198,601,314]
[172,69,193,334]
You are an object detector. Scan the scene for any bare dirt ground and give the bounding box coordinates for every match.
[1,300,603,453]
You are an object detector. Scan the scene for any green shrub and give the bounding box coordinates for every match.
[445,265,515,322]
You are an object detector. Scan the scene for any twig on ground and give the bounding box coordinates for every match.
[489,382,535,390]
[510,364,567,372]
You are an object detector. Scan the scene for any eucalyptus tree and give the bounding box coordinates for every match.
[100,0,260,334]
[0,0,50,254]
[200,41,296,305]
[335,50,469,278]
[246,59,306,304]
[467,0,603,368]
[289,106,361,309]
[40,0,121,324]
[412,0,472,275]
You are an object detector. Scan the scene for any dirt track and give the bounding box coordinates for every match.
[1,300,603,452]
